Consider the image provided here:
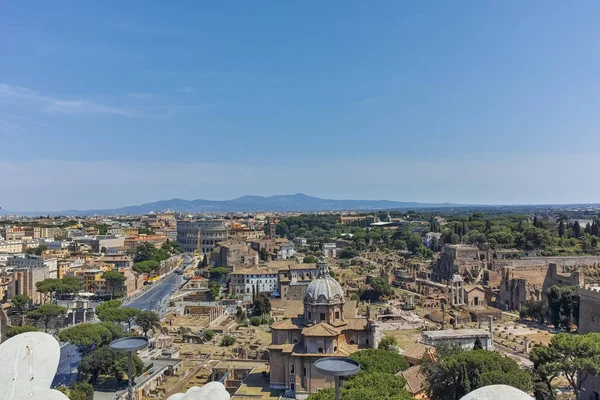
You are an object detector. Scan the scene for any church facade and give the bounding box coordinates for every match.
[268,263,380,399]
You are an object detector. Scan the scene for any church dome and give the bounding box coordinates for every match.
[303,263,345,305]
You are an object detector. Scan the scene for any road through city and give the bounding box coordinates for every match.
[52,262,188,388]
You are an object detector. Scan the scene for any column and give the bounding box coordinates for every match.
[451,284,455,306]
[460,282,465,305]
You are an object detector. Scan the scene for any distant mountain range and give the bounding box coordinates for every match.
[3,193,463,216]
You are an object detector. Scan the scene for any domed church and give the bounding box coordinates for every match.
[268,262,381,398]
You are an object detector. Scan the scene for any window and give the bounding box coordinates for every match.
[335,311,340,320]
[290,364,295,374]
[320,313,325,321]
[303,367,307,377]
[308,312,312,319]
[318,347,324,353]
[290,383,295,392]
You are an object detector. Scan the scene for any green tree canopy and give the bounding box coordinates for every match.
[6,325,41,338]
[378,335,397,351]
[221,335,236,346]
[59,323,122,355]
[132,260,160,274]
[26,303,67,332]
[209,281,221,300]
[423,348,532,400]
[530,332,600,400]
[95,299,122,314]
[102,271,127,298]
[209,267,229,280]
[253,292,271,316]
[134,310,161,337]
[348,348,409,375]
[10,294,31,313]
[68,382,94,400]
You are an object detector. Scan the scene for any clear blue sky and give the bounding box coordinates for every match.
[1,1,600,211]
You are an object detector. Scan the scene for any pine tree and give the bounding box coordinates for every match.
[533,216,539,228]
[573,221,582,238]
[558,221,566,237]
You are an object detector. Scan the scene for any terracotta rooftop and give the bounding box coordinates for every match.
[270,318,305,330]
[398,365,427,395]
[402,342,436,362]
[301,322,341,337]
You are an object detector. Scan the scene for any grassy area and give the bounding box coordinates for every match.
[381,329,421,349]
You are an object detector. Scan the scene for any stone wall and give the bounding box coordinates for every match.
[497,263,585,311]
[578,287,600,400]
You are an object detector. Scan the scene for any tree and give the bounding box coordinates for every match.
[95,299,122,315]
[68,382,94,400]
[338,247,359,259]
[531,332,600,400]
[378,335,397,351]
[259,248,269,261]
[132,260,159,274]
[308,349,412,400]
[546,285,579,330]
[221,335,236,346]
[473,337,483,350]
[209,267,229,280]
[27,303,67,332]
[6,325,41,338]
[360,276,394,302]
[102,271,127,299]
[78,345,142,385]
[573,221,582,238]
[253,292,271,316]
[424,348,532,400]
[97,307,127,325]
[348,349,409,374]
[209,281,221,300]
[202,330,215,342]
[36,278,63,303]
[10,294,31,313]
[303,255,318,264]
[59,323,124,355]
[135,310,161,337]
[26,244,48,255]
[122,307,141,331]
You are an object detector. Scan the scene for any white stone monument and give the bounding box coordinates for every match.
[0,332,69,400]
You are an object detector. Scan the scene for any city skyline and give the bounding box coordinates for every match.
[2,2,600,210]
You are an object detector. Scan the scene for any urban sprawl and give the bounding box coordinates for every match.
[3,207,600,400]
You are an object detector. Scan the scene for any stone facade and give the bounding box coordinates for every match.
[268,263,380,399]
[578,287,600,400]
[212,242,258,272]
[497,263,584,311]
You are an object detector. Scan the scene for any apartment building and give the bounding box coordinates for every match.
[8,255,58,279]
[0,240,24,254]
[229,267,279,295]
[124,234,168,249]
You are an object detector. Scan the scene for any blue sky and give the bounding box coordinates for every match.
[1,1,600,211]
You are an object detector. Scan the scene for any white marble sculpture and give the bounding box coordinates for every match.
[0,332,69,400]
[166,382,230,400]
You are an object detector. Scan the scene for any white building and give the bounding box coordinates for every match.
[229,267,279,295]
[423,232,442,248]
[277,243,297,260]
[421,328,492,350]
[8,255,58,279]
[322,243,337,258]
